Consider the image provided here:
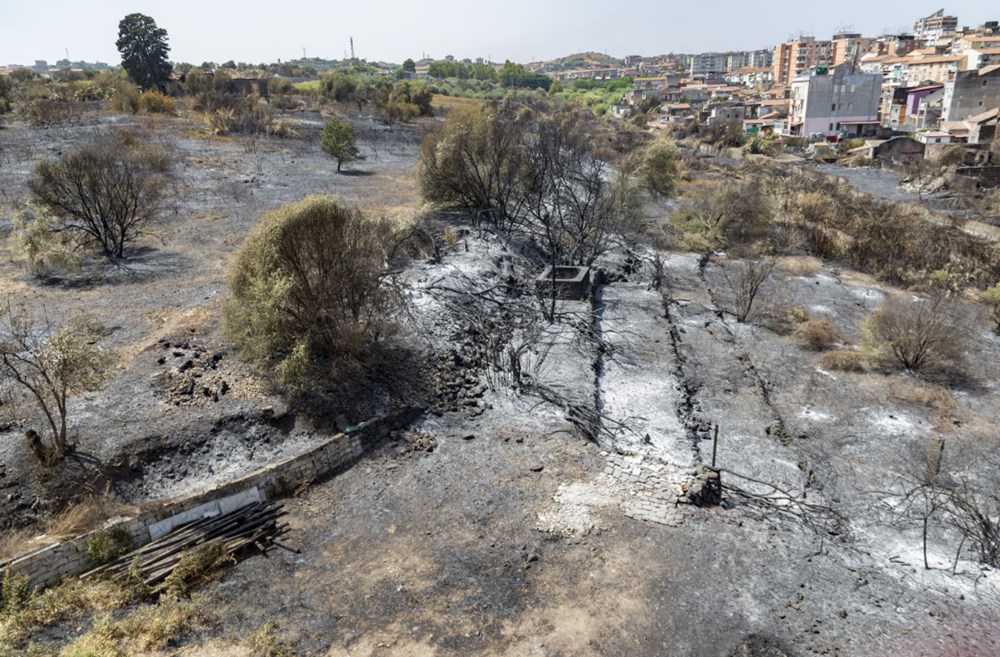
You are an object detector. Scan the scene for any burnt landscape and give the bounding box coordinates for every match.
[1,33,1000,657]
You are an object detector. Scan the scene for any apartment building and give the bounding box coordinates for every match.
[914,9,959,44]
[789,64,882,138]
[831,33,876,67]
[773,37,833,86]
[942,65,1000,121]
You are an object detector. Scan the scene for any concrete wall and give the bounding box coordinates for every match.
[943,68,1000,122]
[1,407,422,593]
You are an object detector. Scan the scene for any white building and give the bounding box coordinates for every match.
[789,64,883,139]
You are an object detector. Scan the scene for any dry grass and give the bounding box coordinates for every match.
[795,318,837,350]
[0,496,133,563]
[818,349,865,372]
[779,255,822,277]
[887,376,956,415]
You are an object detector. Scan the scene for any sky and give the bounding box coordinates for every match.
[0,1,996,67]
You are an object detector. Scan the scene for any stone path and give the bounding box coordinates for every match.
[602,452,687,527]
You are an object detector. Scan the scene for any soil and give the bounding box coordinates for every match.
[2,106,1000,657]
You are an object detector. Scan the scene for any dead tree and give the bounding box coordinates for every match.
[720,253,777,323]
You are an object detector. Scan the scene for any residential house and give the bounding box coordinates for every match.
[873,136,926,167]
[789,64,882,138]
[624,87,664,106]
[915,130,953,144]
[873,34,921,58]
[887,84,944,129]
[899,50,965,84]
[953,36,1000,69]
[959,107,999,144]
[942,65,1000,121]
[724,66,773,87]
[707,103,749,127]
[860,52,891,75]
[915,88,946,129]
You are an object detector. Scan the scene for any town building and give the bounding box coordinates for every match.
[789,64,882,139]
[914,9,959,44]
[832,33,876,67]
[773,37,833,86]
[942,65,1000,122]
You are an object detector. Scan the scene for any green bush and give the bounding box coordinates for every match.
[225,196,400,384]
[87,528,134,565]
[1,567,33,615]
[110,82,140,114]
[137,90,175,114]
[742,135,776,156]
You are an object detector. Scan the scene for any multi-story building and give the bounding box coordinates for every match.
[900,51,965,84]
[874,34,921,58]
[685,50,773,78]
[747,49,774,69]
[942,66,1000,122]
[687,52,730,78]
[953,35,1000,69]
[914,9,959,44]
[832,33,876,67]
[789,64,882,138]
[773,37,833,86]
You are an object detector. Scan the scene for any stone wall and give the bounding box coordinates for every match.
[957,165,1000,188]
[1,407,422,593]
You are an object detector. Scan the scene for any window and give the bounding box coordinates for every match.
[829,123,834,130]
[832,103,837,111]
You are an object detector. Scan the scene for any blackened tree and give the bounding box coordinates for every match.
[116,13,172,91]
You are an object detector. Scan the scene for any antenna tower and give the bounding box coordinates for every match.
[350,37,355,60]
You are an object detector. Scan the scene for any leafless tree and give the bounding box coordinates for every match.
[720,253,777,323]
[27,128,174,259]
[520,108,620,321]
[863,293,970,373]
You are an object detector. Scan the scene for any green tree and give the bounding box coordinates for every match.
[0,75,12,114]
[637,135,681,198]
[320,118,364,172]
[418,102,528,231]
[402,58,416,73]
[225,196,399,383]
[116,13,172,91]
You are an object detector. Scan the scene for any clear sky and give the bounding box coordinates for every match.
[0,1,996,67]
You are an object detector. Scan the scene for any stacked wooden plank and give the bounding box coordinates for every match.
[82,501,295,588]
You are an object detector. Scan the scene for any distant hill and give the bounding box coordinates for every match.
[539,51,623,71]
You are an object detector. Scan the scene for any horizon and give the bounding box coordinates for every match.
[1,1,996,69]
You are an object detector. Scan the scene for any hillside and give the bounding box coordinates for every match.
[1,102,999,657]
[544,51,623,70]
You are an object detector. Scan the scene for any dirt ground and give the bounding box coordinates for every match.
[2,106,1000,657]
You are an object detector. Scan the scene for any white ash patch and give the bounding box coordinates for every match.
[536,479,626,539]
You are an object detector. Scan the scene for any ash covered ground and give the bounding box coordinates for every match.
[1,109,999,657]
